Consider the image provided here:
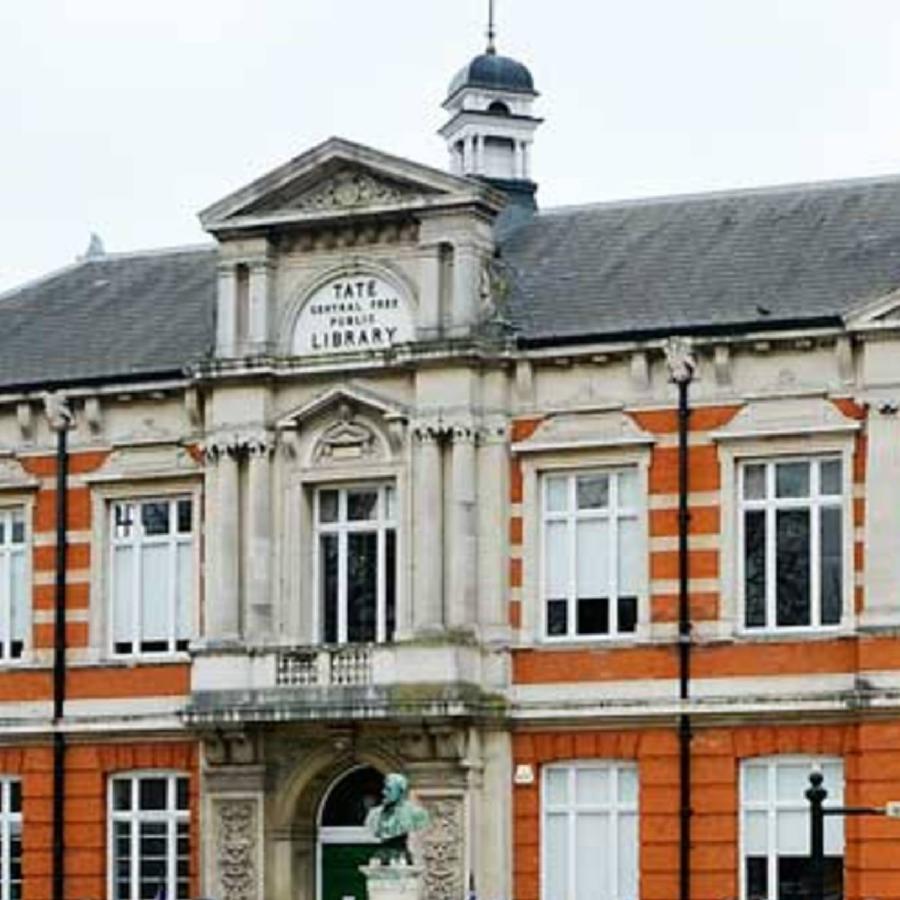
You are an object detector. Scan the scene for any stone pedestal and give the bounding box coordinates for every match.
[360,860,424,900]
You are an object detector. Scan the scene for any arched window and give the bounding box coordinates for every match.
[321,766,384,827]
[488,100,511,115]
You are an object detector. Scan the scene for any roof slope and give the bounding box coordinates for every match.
[0,247,216,389]
[3,175,900,390]
[500,175,900,342]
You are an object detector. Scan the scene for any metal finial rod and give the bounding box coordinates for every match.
[487,0,497,53]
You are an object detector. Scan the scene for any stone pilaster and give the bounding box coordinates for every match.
[412,425,444,632]
[246,435,274,641]
[448,425,477,629]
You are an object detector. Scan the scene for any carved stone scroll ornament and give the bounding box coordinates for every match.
[294,169,409,211]
[313,403,378,462]
[213,798,260,900]
[416,797,465,900]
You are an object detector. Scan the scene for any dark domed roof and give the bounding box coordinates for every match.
[447,51,536,99]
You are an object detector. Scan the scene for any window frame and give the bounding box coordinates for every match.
[541,760,640,900]
[0,500,31,665]
[738,755,844,900]
[0,778,21,900]
[737,455,847,634]
[311,481,397,646]
[520,449,651,646]
[718,436,856,639]
[539,468,642,642]
[90,480,201,663]
[106,770,191,900]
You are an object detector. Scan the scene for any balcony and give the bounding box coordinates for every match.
[183,640,509,727]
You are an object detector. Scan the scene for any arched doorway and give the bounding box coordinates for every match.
[317,765,384,900]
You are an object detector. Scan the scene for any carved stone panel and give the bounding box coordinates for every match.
[414,795,465,900]
[212,797,261,900]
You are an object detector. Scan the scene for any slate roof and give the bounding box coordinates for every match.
[3,174,900,389]
[500,174,900,343]
[0,246,216,389]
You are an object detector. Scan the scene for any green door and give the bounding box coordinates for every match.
[321,843,376,900]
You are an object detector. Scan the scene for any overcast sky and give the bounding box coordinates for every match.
[3,0,900,291]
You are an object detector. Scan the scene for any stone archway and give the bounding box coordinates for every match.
[316,765,383,900]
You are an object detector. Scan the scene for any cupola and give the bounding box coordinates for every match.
[439,3,542,201]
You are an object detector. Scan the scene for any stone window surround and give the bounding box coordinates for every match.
[519,446,652,647]
[717,434,857,640]
[89,477,203,664]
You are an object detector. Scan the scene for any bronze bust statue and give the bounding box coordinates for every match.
[365,772,429,863]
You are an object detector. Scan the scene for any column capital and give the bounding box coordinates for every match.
[203,429,275,462]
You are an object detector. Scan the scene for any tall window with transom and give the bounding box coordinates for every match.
[0,779,21,900]
[0,509,26,661]
[110,497,193,656]
[315,484,396,644]
[740,458,844,631]
[542,470,641,639]
[542,761,639,900]
[109,773,190,900]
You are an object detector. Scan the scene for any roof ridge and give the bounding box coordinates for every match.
[0,259,88,304]
[86,241,217,262]
[538,171,900,217]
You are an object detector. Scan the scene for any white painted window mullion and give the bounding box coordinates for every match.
[376,488,386,644]
[167,500,178,652]
[133,506,143,657]
[337,490,348,644]
[811,463,822,627]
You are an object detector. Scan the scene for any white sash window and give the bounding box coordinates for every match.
[740,458,845,631]
[109,773,190,900]
[0,509,27,661]
[0,780,21,900]
[314,484,396,644]
[110,498,193,656]
[542,761,639,900]
[741,757,844,900]
[542,470,641,639]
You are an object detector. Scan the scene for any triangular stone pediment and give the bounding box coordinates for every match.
[512,409,655,453]
[199,137,503,232]
[710,397,859,441]
[244,163,435,216]
[845,287,900,330]
[276,384,408,430]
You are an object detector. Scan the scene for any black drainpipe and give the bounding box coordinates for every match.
[668,344,695,900]
[49,398,71,900]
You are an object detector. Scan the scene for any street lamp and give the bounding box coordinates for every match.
[806,770,900,900]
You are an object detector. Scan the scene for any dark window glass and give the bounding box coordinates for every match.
[177,499,192,534]
[9,780,21,813]
[9,818,21,900]
[576,474,608,510]
[141,502,170,536]
[138,777,167,811]
[321,535,338,644]
[321,766,384,826]
[776,509,811,627]
[347,533,377,643]
[743,464,767,500]
[746,855,767,900]
[176,776,189,811]
[113,779,132,811]
[776,855,843,899]
[114,820,131,900]
[618,596,638,633]
[547,599,567,636]
[10,641,22,660]
[319,490,339,523]
[820,459,842,495]
[745,510,767,627]
[347,490,378,521]
[114,503,134,539]
[776,462,810,498]
[576,597,609,635]
[821,507,842,625]
[386,530,396,641]
[10,518,24,545]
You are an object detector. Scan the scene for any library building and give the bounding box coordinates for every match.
[2,20,900,900]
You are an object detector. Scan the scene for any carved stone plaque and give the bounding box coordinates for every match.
[212,798,261,900]
[415,796,465,900]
